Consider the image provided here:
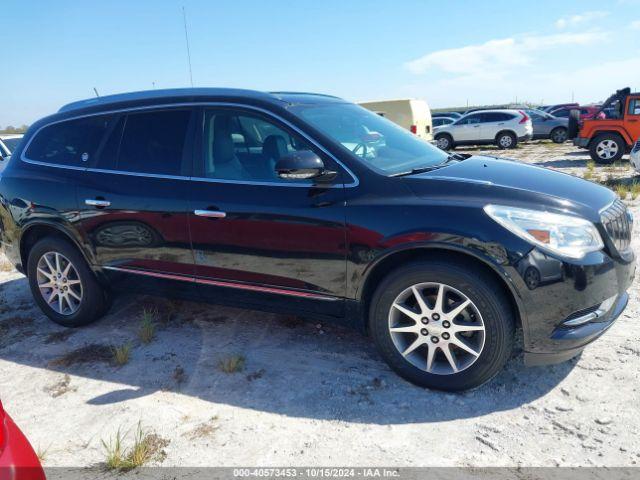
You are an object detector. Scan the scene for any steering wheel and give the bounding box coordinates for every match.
[351,142,368,157]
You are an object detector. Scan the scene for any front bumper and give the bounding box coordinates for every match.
[514,247,636,366]
[573,137,590,148]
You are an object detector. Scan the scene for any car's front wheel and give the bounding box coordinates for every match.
[369,260,515,391]
[435,133,454,150]
[589,134,625,164]
[27,236,110,327]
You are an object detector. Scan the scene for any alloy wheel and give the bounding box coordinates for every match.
[437,137,450,150]
[36,251,83,315]
[499,135,513,148]
[388,282,485,375]
[596,140,619,160]
[552,129,567,143]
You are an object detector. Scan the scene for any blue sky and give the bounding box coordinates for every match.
[2,0,639,126]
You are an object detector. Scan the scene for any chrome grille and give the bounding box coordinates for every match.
[601,199,632,253]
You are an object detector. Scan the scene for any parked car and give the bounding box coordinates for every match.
[432,117,455,128]
[549,105,601,120]
[0,134,23,160]
[0,88,635,391]
[630,138,640,173]
[0,399,46,480]
[434,109,533,150]
[524,109,569,143]
[542,103,579,113]
[570,87,640,163]
[358,99,432,141]
[432,111,462,119]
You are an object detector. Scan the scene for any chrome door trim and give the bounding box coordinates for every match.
[194,210,226,218]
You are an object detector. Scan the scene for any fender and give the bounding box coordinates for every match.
[356,240,529,326]
[589,128,633,146]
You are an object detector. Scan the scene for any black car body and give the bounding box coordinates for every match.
[0,88,635,390]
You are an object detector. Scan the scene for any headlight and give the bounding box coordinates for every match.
[484,204,603,259]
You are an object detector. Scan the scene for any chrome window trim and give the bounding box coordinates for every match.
[19,102,359,188]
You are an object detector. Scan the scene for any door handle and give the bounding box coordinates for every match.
[85,199,111,208]
[194,210,226,218]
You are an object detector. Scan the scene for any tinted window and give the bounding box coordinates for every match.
[481,112,513,122]
[552,109,569,118]
[25,115,113,166]
[628,98,640,115]
[458,114,481,125]
[202,109,312,182]
[117,109,191,175]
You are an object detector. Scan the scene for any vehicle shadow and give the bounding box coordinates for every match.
[534,158,588,168]
[0,275,576,425]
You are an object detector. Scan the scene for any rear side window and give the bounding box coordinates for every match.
[481,112,513,122]
[117,110,192,176]
[25,116,113,166]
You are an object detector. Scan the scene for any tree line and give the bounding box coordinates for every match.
[0,125,29,134]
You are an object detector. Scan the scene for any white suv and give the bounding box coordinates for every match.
[434,109,533,150]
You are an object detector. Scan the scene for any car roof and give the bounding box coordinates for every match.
[58,88,345,114]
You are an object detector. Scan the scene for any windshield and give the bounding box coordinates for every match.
[1,137,22,153]
[291,103,449,175]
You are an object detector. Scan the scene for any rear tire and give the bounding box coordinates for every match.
[550,127,568,144]
[27,237,110,327]
[589,133,625,164]
[495,131,517,149]
[369,260,515,391]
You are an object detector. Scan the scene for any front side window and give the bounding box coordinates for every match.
[458,114,482,125]
[292,103,449,176]
[25,115,113,166]
[201,109,314,182]
[628,98,640,116]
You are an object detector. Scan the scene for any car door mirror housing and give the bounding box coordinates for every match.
[275,150,329,180]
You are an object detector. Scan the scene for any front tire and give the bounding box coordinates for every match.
[27,237,110,327]
[496,131,517,149]
[435,134,454,151]
[589,134,625,164]
[369,260,515,391]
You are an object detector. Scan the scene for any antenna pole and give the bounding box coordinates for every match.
[182,6,194,87]
[93,88,100,98]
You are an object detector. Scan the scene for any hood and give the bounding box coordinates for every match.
[404,156,615,221]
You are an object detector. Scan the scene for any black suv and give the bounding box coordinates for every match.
[0,89,635,391]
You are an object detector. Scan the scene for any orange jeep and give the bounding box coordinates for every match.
[569,87,640,163]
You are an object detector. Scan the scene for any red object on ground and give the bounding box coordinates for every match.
[0,400,46,480]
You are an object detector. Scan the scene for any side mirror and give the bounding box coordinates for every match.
[275,150,335,181]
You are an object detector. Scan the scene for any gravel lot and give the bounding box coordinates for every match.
[0,141,639,469]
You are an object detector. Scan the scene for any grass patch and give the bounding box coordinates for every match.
[44,374,77,398]
[218,355,245,374]
[49,344,112,368]
[184,416,219,440]
[615,184,629,200]
[112,342,132,366]
[44,329,76,345]
[0,255,14,272]
[138,308,157,344]
[631,182,640,200]
[36,444,49,463]
[102,422,169,471]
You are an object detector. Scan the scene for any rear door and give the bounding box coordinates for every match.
[76,107,196,290]
[188,106,347,316]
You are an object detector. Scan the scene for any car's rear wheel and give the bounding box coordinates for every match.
[435,133,454,151]
[589,134,625,164]
[550,127,568,144]
[27,237,110,327]
[495,131,517,149]
[369,260,515,391]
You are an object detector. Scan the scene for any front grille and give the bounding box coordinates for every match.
[601,199,632,253]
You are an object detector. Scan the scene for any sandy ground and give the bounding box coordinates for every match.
[0,141,639,469]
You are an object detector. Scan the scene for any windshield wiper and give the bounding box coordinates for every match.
[390,154,461,177]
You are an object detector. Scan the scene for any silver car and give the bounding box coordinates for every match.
[525,109,569,143]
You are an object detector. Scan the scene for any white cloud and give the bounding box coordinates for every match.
[404,32,608,76]
[631,20,640,29]
[555,11,609,29]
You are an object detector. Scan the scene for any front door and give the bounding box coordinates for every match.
[188,107,347,316]
[453,113,482,141]
[626,96,640,140]
[76,107,196,293]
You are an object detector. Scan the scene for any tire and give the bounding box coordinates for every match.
[567,110,580,140]
[495,131,517,149]
[369,260,515,391]
[435,133,454,151]
[589,133,625,164]
[27,236,110,327]
[550,127,568,144]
